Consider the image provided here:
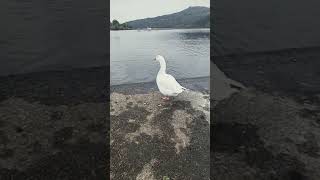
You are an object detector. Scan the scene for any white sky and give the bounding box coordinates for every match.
[110,0,210,23]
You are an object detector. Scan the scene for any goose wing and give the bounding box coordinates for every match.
[157,73,185,94]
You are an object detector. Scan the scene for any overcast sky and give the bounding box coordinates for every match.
[110,0,210,23]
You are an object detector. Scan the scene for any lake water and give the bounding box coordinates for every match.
[1,1,106,76]
[213,0,320,55]
[110,29,210,85]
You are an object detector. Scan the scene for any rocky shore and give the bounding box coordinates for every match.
[212,47,320,180]
[0,67,108,179]
[110,77,210,180]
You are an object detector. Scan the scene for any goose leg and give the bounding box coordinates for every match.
[159,97,169,106]
[161,96,170,101]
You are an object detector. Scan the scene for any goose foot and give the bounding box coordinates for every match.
[161,96,170,101]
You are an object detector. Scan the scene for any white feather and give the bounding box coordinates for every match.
[155,55,187,96]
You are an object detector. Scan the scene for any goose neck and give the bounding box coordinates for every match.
[158,60,166,74]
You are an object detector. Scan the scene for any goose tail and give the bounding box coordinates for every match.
[182,86,190,92]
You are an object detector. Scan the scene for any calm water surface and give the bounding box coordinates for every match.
[111,29,210,85]
[0,1,106,76]
[213,0,320,55]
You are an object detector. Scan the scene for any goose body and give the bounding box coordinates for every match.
[155,55,187,97]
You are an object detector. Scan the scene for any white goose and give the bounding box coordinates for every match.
[154,55,188,100]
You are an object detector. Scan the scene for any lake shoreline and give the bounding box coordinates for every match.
[111,27,210,31]
[0,66,211,179]
[111,76,209,93]
[0,66,108,104]
[213,46,320,105]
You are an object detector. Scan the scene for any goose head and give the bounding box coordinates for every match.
[154,55,167,73]
[154,55,166,64]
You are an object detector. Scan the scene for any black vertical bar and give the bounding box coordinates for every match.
[0,0,109,179]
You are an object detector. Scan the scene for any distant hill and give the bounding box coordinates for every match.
[126,6,210,29]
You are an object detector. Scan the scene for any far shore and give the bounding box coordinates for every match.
[110,27,210,31]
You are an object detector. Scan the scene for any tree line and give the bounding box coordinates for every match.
[110,20,132,30]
